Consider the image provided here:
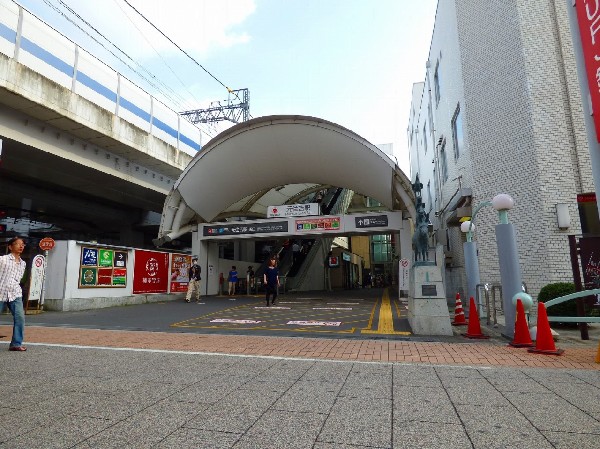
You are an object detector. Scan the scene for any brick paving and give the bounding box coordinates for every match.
[3,324,598,370]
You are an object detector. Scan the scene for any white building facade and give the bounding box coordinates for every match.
[408,0,596,300]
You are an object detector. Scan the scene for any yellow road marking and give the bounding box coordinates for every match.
[361,288,411,335]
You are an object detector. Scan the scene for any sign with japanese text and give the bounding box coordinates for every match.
[355,214,389,228]
[580,236,600,289]
[267,203,319,218]
[170,254,191,293]
[133,250,169,294]
[203,221,288,236]
[295,216,341,232]
[576,1,600,141]
[78,245,127,288]
[28,254,46,302]
[398,258,410,291]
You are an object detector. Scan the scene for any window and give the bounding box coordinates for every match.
[434,63,441,106]
[372,235,392,263]
[423,122,427,154]
[452,104,464,159]
[440,138,448,183]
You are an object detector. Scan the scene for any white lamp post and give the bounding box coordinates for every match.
[492,193,521,338]
[460,220,481,314]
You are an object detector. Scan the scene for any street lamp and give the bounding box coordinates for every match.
[459,200,492,313]
[492,193,521,338]
[460,220,481,314]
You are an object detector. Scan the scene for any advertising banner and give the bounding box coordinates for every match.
[133,250,169,294]
[170,254,191,293]
[576,2,600,141]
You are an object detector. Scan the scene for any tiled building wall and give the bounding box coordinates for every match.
[409,0,592,301]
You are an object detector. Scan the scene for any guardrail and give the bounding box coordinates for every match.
[543,288,600,323]
[0,0,201,155]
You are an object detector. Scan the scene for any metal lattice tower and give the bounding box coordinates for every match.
[180,88,250,125]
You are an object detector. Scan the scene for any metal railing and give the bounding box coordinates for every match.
[476,282,529,326]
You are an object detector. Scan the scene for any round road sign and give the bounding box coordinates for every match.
[39,237,55,251]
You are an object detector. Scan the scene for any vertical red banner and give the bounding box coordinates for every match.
[576,1,600,142]
[133,250,169,294]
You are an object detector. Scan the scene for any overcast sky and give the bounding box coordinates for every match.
[15,0,437,173]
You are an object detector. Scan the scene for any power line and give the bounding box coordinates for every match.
[120,0,248,109]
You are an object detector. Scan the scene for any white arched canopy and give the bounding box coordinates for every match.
[156,115,416,244]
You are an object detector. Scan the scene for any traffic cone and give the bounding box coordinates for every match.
[528,302,564,355]
[451,293,467,326]
[462,296,489,339]
[508,299,533,348]
[596,340,600,364]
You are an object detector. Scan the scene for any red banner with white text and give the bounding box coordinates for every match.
[133,250,169,294]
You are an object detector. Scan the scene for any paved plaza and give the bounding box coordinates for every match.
[1,289,599,448]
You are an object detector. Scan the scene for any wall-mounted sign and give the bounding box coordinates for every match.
[354,214,389,228]
[342,252,351,262]
[267,203,319,218]
[296,216,340,232]
[78,246,127,288]
[170,254,191,293]
[38,237,55,251]
[422,285,437,296]
[203,221,288,236]
[133,250,169,294]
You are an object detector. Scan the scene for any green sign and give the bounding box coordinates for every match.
[112,275,126,286]
[98,249,113,267]
[80,267,97,286]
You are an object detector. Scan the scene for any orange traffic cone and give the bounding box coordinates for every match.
[452,293,467,326]
[596,340,600,364]
[462,297,489,339]
[528,302,564,355]
[508,299,533,348]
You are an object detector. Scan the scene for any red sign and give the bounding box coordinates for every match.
[577,192,597,203]
[39,237,55,251]
[576,2,600,141]
[170,254,191,293]
[133,250,169,294]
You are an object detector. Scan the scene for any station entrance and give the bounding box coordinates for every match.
[153,114,422,336]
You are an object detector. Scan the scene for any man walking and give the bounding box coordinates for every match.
[186,256,201,303]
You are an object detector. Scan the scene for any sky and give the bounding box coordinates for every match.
[15,0,437,173]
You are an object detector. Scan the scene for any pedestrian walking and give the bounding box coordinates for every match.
[0,236,27,351]
[185,256,201,303]
[263,258,280,306]
[228,266,238,296]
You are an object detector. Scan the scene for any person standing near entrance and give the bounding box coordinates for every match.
[0,237,27,351]
[186,256,201,303]
[228,266,238,296]
[263,258,280,306]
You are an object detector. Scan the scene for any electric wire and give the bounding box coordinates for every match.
[38,0,216,138]
[120,0,251,117]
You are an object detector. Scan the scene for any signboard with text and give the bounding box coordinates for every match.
[576,2,600,141]
[28,254,46,302]
[203,221,288,237]
[267,203,319,218]
[170,254,191,293]
[355,214,389,228]
[296,216,341,232]
[78,246,127,288]
[133,250,169,294]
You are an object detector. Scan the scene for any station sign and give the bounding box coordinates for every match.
[267,203,319,218]
[355,214,389,228]
[203,221,288,236]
